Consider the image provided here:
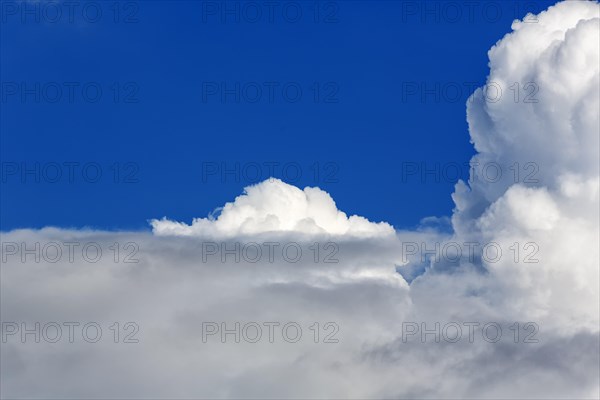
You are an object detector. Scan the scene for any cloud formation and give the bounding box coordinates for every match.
[450,0,599,336]
[150,178,395,238]
[1,1,599,398]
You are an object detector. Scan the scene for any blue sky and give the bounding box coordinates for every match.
[1,0,557,231]
[2,2,600,398]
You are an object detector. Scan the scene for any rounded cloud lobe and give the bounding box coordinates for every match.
[151,177,395,238]
[450,0,599,336]
[2,1,599,398]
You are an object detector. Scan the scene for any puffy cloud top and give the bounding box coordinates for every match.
[449,0,600,335]
[454,0,599,229]
[151,178,395,238]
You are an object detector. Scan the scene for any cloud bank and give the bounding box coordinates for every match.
[1,1,599,398]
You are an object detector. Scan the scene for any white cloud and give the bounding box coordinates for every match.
[150,178,395,238]
[450,0,600,336]
[1,1,599,398]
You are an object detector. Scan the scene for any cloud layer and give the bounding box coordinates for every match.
[1,1,599,398]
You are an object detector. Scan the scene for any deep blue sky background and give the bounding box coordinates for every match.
[0,0,556,231]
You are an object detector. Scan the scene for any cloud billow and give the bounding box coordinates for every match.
[1,1,599,398]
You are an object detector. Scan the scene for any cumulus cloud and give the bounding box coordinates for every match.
[449,0,600,336]
[1,1,599,399]
[150,178,395,238]
[454,0,600,227]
